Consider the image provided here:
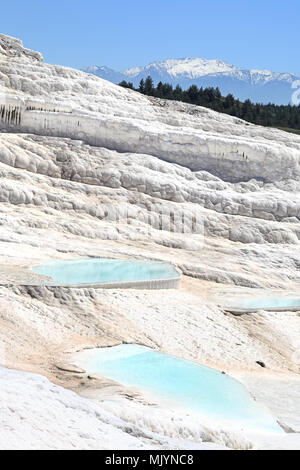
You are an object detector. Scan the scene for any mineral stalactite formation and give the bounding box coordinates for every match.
[0,98,23,126]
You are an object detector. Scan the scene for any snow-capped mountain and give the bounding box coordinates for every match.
[82,65,126,84]
[82,58,299,105]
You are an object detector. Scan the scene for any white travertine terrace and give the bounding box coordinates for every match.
[0,34,300,450]
[1,34,300,183]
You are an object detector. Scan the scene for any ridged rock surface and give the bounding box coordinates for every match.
[0,35,299,450]
[1,34,300,183]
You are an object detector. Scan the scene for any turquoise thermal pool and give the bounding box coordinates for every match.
[33,258,180,287]
[77,344,282,433]
[225,296,300,311]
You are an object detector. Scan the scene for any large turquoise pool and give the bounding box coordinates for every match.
[33,258,180,287]
[77,344,282,433]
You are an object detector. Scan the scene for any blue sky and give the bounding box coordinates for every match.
[1,0,300,74]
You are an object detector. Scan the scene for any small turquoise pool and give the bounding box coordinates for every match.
[32,258,180,287]
[226,297,300,311]
[77,344,282,433]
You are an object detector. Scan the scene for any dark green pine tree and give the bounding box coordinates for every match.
[155,81,164,98]
[161,83,173,99]
[144,76,155,95]
[224,93,235,109]
[139,79,145,93]
[173,84,183,101]
[187,85,199,104]
[119,80,134,89]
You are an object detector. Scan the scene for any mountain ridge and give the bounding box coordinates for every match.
[82,57,299,104]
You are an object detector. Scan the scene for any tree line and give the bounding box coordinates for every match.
[119,76,300,132]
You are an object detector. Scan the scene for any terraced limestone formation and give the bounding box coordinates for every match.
[0,34,299,450]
